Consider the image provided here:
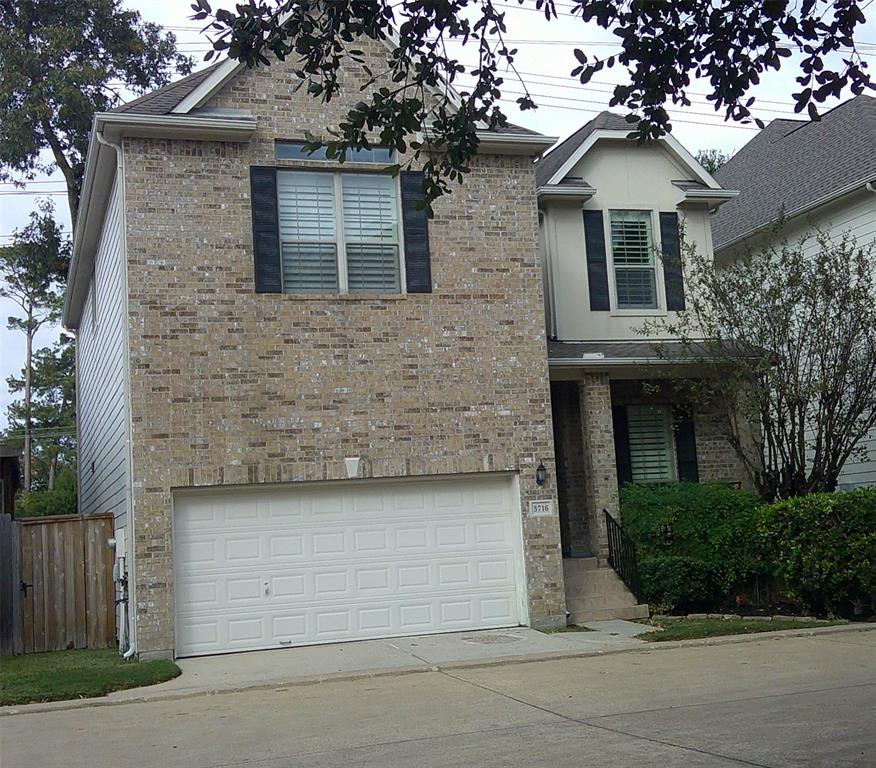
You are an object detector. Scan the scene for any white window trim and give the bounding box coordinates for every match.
[604,208,666,314]
[277,168,406,295]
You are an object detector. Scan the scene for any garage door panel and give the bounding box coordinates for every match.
[174,475,524,656]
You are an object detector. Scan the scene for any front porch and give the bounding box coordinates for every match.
[549,364,749,622]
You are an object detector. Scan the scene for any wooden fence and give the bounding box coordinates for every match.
[0,513,116,655]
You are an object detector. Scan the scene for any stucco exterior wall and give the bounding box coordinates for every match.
[541,140,714,341]
[120,54,566,655]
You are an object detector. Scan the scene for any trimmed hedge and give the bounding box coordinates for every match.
[621,482,876,617]
[760,489,876,615]
[620,482,765,613]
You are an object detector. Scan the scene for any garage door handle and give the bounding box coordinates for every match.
[264,582,270,596]
[279,640,292,646]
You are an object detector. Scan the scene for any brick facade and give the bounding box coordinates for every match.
[610,379,749,486]
[120,53,566,656]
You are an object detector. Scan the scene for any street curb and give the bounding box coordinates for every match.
[2,621,872,717]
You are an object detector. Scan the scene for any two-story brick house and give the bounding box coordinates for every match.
[67,50,747,658]
[65,51,568,660]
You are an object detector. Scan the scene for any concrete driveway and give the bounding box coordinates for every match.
[2,629,874,767]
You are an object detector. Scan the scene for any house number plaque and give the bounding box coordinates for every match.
[529,499,554,517]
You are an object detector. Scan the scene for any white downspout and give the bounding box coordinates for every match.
[95,129,137,659]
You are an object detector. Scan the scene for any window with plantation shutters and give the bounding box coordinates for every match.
[609,210,658,309]
[341,174,400,292]
[277,171,339,292]
[626,405,676,483]
[275,170,402,294]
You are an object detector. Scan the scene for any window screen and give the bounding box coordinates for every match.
[610,210,657,309]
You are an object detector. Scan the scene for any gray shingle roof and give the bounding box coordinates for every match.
[712,95,876,252]
[112,63,224,115]
[534,111,636,186]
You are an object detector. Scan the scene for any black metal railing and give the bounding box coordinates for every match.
[604,509,641,601]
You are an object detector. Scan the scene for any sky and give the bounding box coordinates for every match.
[1,1,875,431]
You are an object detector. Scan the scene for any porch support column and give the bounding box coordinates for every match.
[577,373,619,558]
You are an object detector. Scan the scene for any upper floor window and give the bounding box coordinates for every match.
[609,210,658,310]
[277,170,401,293]
[275,141,395,164]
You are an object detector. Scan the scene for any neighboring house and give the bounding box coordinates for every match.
[712,94,876,489]
[535,112,748,585]
[65,50,566,660]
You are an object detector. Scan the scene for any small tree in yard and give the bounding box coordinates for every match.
[647,230,876,501]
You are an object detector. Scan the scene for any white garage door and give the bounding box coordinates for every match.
[174,474,525,656]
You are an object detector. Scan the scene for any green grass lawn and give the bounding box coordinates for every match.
[0,649,181,706]
[540,625,596,633]
[637,616,846,642]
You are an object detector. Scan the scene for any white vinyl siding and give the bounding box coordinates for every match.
[77,174,130,525]
[627,405,676,483]
[610,210,658,309]
[276,171,401,294]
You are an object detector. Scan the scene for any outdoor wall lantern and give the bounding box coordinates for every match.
[535,462,547,486]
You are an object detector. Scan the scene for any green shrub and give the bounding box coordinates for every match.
[16,468,77,518]
[621,482,766,612]
[760,489,876,616]
[637,555,718,613]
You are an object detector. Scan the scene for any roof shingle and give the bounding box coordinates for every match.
[534,111,636,186]
[112,63,224,115]
[712,95,876,252]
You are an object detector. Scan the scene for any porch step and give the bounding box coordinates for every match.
[563,558,650,624]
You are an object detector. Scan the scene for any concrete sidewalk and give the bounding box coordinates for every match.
[3,629,874,768]
[146,620,651,698]
[4,621,872,718]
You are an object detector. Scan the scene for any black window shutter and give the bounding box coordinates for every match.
[660,212,685,311]
[250,166,282,293]
[400,171,432,293]
[612,405,633,486]
[674,406,700,482]
[583,210,610,311]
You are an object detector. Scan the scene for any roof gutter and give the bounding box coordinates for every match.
[537,184,597,202]
[475,131,558,155]
[63,112,256,328]
[548,357,688,367]
[715,174,876,255]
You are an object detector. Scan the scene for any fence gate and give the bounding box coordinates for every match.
[1,513,116,655]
